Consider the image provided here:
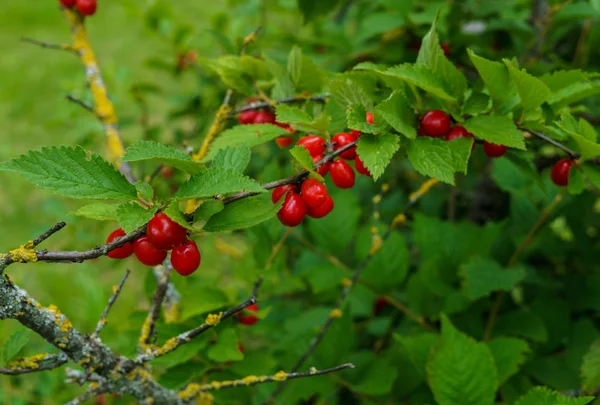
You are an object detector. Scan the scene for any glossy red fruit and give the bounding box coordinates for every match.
[307,195,334,218]
[483,141,508,158]
[171,239,201,276]
[76,0,97,16]
[238,303,259,325]
[277,191,308,227]
[330,159,355,189]
[238,110,258,125]
[276,137,294,148]
[445,125,473,141]
[300,179,328,208]
[297,135,325,157]
[351,130,361,138]
[419,110,451,138]
[271,184,295,203]
[333,132,358,160]
[253,110,276,124]
[147,213,188,251]
[312,154,331,177]
[59,0,76,7]
[551,158,573,186]
[366,111,374,125]
[106,228,134,260]
[133,236,167,266]
[237,342,245,353]
[373,297,389,316]
[441,43,450,56]
[355,156,371,177]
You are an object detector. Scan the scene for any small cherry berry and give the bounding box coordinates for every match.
[366,111,374,125]
[171,239,201,276]
[333,132,358,160]
[59,0,76,7]
[373,297,389,316]
[76,0,97,16]
[351,130,361,138]
[355,156,371,177]
[271,184,295,204]
[275,137,294,148]
[307,195,334,218]
[238,110,258,125]
[445,125,473,141]
[312,154,331,177]
[483,141,508,158]
[147,213,188,250]
[330,159,356,189]
[278,191,308,227]
[106,228,133,260]
[238,303,259,325]
[253,110,276,124]
[419,110,451,138]
[441,43,450,56]
[133,236,167,266]
[300,179,328,208]
[237,342,245,353]
[551,158,573,186]
[297,135,326,157]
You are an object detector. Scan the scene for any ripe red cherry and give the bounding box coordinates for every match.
[59,0,76,7]
[373,297,389,316]
[277,191,308,227]
[551,158,573,186]
[271,184,295,203]
[333,132,358,160]
[441,43,450,56]
[300,179,328,208]
[330,159,355,189]
[312,155,331,176]
[445,125,473,141]
[76,0,97,16]
[483,141,508,158]
[366,111,374,125]
[253,110,276,124]
[171,239,201,276]
[238,110,258,125]
[297,136,325,157]
[147,213,188,250]
[307,195,334,218]
[238,303,259,325]
[351,130,361,138]
[355,156,371,177]
[133,236,167,266]
[419,110,451,137]
[106,228,133,259]
[276,137,294,148]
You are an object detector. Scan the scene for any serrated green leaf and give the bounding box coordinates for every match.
[328,76,373,109]
[290,146,323,181]
[120,141,202,174]
[427,315,497,405]
[193,200,225,224]
[203,194,283,232]
[287,46,302,86]
[203,124,289,161]
[555,114,600,159]
[202,55,267,94]
[464,115,526,150]
[374,91,417,139]
[514,387,593,405]
[135,181,154,202]
[174,168,265,200]
[462,91,491,116]
[396,332,438,378]
[276,104,330,133]
[264,54,295,100]
[69,203,118,221]
[3,330,31,364]
[582,338,600,391]
[383,64,457,103]
[505,63,551,114]
[487,337,530,385]
[407,137,472,185]
[356,133,400,181]
[207,329,243,362]
[211,146,251,173]
[459,257,526,300]
[346,103,380,134]
[115,203,158,233]
[568,167,586,195]
[0,146,137,201]
[163,202,193,230]
[468,50,519,113]
[297,54,325,93]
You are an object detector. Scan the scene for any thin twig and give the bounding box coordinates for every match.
[139,264,171,350]
[92,270,131,338]
[0,353,68,375]
[66,94,94,113]
[64,385,108,405]
[33,222,67,246]
[526,128,579,159]
[21,36,76,53]
[232,94,330,115]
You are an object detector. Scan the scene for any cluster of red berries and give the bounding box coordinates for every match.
[59,0,97,16]
[106,213,201,276]
[237,108,296,148]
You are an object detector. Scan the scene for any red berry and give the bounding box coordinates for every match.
[237,342,245,353]
[253,110,276,124]
[355,156,371,177]
[300,179,328,208]
[551,158,573,186]
[333,132,358,160]
[275,137,294,148]
[483,141,508,158]
[330,159,355,189]
[351,130,361,138]
[441,43,450,56]
[238,303,259,325]
[146,213,188,250]
[366,111,374,125]
[271,184,295,203]
[313,155,331,177]
[373,297,389,316]
[277,191,308,227]
[419,110,451,138]
[160,166,174,179]
[76,0,97,16]
[59,0,76,7]
[307,195,334,218]
[133,236,167,266]
[171,239,201,276]
[297,136,325,157]
[445,125,473,141]
[106,228,133,260]
[238,110,258,125]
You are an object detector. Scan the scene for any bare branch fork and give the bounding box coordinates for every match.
[231,94,331,115]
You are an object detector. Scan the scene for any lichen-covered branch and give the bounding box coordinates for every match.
[0,353,68,375]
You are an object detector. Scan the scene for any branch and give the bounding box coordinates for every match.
[21,36,76,53]
[232,94,330,115]
[92,269,131,338]
[152,266,182,324]
[65,385,109,405]
[66,94,94,113]
[0,353,68,375]
[139,264,171,350]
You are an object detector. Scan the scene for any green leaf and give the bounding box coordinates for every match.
[202,55,267,94]
[2,330,32,364]
[180,284,230,321]
[514,387,593,405]
[163,202,193,230]
[119,141,202,174]
[356,133,400,181]
[287,46,302,86]
[362,231,409,290]
[464,115,526,150]
[290,146,323,181]
[135,181,154,202]
[211,146,251,173]
[174,168,265,200]
[69,203,118,221]
[382,64,457,103]
[396,332,438,378]
[275,104,330,133]
[264,54,295,100]
[495,310,548,342]
[428,315,497,405]
[297,0,340,23]
[203,124,289,161]
[351,359,398,395]
[505,63,551,114]
[328,76,372,109]
[407,137,472,185]
[487,337,530,385]
[346,103,380,134]
[582,338,600,391]
[115,203,158,233]
[459,257,526,300]
[0,146,137,201]
[207,329,243,362]
[374,91,417,139]
[203,194,282,232]
[468,50,519,113]
[193,200,225,224]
